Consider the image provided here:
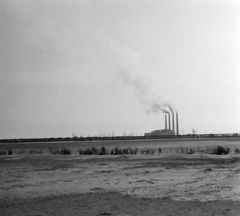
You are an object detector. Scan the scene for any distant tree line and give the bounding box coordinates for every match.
[0,133,239,143]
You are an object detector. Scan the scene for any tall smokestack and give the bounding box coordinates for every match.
[171,111,175,134]
[165,115,167,130]
[176,112,179,135]
[168,113,171,130]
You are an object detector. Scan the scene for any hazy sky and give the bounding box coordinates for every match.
[1,0,239,138]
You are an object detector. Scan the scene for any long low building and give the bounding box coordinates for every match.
[144,129,175,136]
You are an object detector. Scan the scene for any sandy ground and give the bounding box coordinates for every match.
[0,138,240,215]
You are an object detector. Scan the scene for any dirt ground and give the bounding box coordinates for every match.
[0,138,240,215]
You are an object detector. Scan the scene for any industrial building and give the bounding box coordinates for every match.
[144,129,174,136]
[144,112,179,136]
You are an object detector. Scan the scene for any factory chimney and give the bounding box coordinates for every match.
[176,112,179,135]
[165,115,167,130]
[171,111,175,134]
[168,112,171,130]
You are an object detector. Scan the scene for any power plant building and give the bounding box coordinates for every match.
[144,129,174,136]
[144,112,179,136]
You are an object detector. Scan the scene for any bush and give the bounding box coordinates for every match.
[29,149,42,154]
[186,148,195,154]
[110,147,138,155]
[140,148,155,155]
[79,148,98,155]
[0,151,6,155]
[127,147,138,154]
[16,149,26,154]
[212,146,230,155]
[78,148,84,155]
[110,146,123,155]
[49,148,60,155]
[78,146,137,156]
[83,148,94,155]
[99,146,107,155]
[130,147,138,154]
[49,147,71,155]
[234,147,240,154]
[60,148,71,155]
[90,147,99,155]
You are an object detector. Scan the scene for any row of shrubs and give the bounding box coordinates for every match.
[0,150,12,155]
[78,146,240,156]
[0,148,69,155]
[175,148,196,154]
[78,146,138,155]
[0,146,240,156]
[0,149,44,155]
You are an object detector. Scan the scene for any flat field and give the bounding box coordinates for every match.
[0,138,240,216]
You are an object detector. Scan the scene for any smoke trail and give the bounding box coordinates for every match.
[119,70,176,115]
[114,46,177,115]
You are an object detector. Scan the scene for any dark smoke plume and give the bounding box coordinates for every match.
[119,70,176,115]
[115,46,176,116]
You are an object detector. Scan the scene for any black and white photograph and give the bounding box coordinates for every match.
[0,0,240,215]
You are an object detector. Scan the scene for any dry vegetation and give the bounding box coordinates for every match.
[0,138,240,216]
[0,145,240,157]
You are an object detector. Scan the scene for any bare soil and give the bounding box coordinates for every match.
[0,138,240,216]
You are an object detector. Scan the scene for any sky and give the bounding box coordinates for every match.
[0,0,239,139]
